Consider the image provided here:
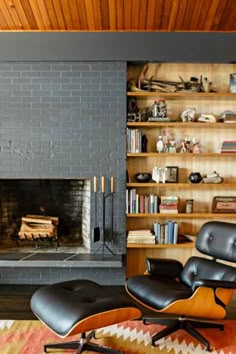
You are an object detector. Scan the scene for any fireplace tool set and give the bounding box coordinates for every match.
[93,176,115,257]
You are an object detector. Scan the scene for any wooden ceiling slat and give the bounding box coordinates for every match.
[138,0,147,30]
[60,0,74,30]
[52,0,66,29]
[174,0,188,30]
[196,0,212,30]
[211,0,228,30]
[84,0,96,30]
[203,0,221,30]
[124,0,132,30]
[100,0,110,30]
[19,0,38,29]
[188,0,204,30]
[116,0,123,30]
[27,0,47,30]
[0,9,10,29]
[160,0,172,30]
[44,0,59,29]
[167,0,179,31]
[4,0,24,29]
[92,0,102,30]
[146,0,156,30]
[182,0,197,30]
[218,0,236,31]
[12,0,32,30]
[131,0,140,30]
[65,0,80,29]
[31,0,52,30]
[76,0,88,30]
[153,0,164,30]
[1,0,17,29]
[108,0,116,30]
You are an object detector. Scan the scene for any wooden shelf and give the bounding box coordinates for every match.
[127,122,236,128]
[127,213,236,218]
[127,242,194,249]
[127,91,236,99]
[127,152,234,157]
[127,182,236,188]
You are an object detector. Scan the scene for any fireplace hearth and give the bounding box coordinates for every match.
[0,179,91,252]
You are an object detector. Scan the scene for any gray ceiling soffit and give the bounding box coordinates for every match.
[0,32,236,62]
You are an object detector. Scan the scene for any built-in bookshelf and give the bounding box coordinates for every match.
[126,62,236,277]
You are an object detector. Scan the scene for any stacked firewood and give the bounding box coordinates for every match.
[18,215,58,241]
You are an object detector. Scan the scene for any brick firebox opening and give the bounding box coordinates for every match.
[0,179,90,252]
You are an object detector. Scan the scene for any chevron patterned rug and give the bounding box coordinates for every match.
[0,319,235,353]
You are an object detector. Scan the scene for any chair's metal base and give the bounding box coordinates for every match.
[143,316,224,352]
[44,330,124,354]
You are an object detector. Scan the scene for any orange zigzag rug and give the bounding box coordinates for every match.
[0,319,235,354]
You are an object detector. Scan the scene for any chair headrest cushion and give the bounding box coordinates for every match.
[196,221,236,263]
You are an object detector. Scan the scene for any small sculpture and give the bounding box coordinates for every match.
[202,77,212,93]
[156,136,164,153]
[192,138,200,153]
[169,140,176,153]
[181,107,196,122]
[198,114,216,123]
[202,171,223,184]
[152,166,167,183]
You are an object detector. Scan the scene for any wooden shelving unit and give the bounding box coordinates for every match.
[126,62,236,277]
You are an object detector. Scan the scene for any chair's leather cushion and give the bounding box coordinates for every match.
[31,279,141,337]
[126,274,192,310]
[180,256,236,288]
[196,221,236,262]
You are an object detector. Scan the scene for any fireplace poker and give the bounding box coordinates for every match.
[93,176,100,243]
[110,176,114,244]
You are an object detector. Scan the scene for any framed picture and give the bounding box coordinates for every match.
[212,196,236,213]
[165,166,179,183]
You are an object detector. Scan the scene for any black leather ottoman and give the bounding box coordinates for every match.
[31,279,141,353]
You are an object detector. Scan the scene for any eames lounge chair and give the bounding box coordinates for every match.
[30,279,141,354]
[126,221,236,352]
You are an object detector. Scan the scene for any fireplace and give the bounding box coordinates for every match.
[0,179,91,252]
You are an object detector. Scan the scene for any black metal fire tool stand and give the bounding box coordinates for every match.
[93,176,116,258]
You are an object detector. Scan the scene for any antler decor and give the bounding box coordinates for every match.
[128,63,212,93]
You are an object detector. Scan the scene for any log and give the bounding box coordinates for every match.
[26,214,59,225]
[22,217,52,225]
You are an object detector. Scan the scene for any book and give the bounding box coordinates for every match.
[230,73,236,93]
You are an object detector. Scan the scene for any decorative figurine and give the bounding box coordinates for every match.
[202,77,212,93]
[192,138,200,153]
[169,140,176,153]
[181,107,196,122]
[156,136,164,153]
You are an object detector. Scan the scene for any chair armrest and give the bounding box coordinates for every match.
[145,258,183,278]
[192,279,236,292]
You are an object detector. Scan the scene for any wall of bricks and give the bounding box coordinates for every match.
[0,61,127,285]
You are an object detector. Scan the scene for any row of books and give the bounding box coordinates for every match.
[126,128,142,153]
[154,221,178,244]
[221,140,236,153]
[127,221,178,245]
[127,226,195,245]
[159,196,178,214]
[126,189,158,214]
[126,189,179,214]
[127,229,156,244]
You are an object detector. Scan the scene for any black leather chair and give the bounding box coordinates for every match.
[30,279,141,353]
[126,221,236,351]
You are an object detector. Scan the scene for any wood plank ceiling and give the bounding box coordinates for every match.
[0,0,235,32]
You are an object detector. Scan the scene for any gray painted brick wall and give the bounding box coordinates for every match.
[0,61,127,285]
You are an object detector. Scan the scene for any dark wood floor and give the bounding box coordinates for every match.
[0,284,236,321]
